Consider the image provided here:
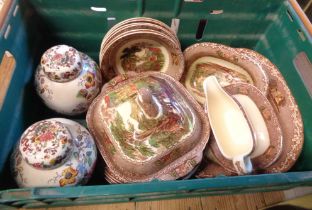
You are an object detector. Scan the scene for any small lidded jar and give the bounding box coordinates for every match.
[19,120,73,170]
[11,118,97,187]
[35,45,102,115]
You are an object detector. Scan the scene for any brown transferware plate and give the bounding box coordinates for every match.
[236,48,304,173]
[195,158,236,178]
[183,42,269,105]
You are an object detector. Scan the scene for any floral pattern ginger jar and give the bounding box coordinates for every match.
[11,118,97,187]
[35,45,102,115]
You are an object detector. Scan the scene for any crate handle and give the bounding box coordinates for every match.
[0,51,16,110]
[0,0,12,30]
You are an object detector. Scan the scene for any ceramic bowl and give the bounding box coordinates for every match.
[35,45,102,115]
[100,17,179,67]
[11,118,97,187]
[99,21,183,81]
[100,22,180,65]
[87,71,210,183]
[104,151,203,183]
[183,42,269,105]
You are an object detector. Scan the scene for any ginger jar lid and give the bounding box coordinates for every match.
[19,120,73,169]
[41,45,82,82]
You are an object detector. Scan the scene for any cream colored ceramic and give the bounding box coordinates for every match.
[234,94,270,158]
[203,76,254,175]
[236,48,304,173]
[35,45,102,115]
[183,42,269,105]
[11,118,97,188]
[87,72,210,183]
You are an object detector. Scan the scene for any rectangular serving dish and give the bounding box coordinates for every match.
[0,0,311,208]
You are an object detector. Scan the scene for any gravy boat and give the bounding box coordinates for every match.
[203,76,255,174]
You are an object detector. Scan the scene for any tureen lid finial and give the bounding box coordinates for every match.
[137,87,159,118]
[19,120,73,169]
[41,45,82,82]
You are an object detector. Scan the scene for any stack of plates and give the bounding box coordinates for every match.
[99,17,184,81]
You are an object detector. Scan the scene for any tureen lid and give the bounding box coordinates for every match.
[41,45,82,82]
[99,72,199,163]
[19,120,73,169]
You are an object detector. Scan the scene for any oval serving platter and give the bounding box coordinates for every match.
[183,42,269,105]
[236,48,304,173]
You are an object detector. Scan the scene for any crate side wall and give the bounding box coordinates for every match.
[254,2,312,171]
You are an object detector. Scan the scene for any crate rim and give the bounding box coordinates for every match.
[1,171,312,203]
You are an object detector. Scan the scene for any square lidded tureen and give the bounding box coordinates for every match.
[87,72,210,183]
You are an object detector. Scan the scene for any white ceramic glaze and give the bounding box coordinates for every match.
[35,45,102,115]
[233,94,270,158]
[203,76,254,174]
[11,118,97,188]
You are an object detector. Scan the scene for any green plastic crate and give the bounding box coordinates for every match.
[0,0,311,208]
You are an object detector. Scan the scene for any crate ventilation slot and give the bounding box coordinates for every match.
[210,10,223,15]
[171,18,180,34]
[297,29,306,41]
[293,52,312,97]
[90,7,107,12]
[4,24,11,39]
[196,19,207,40]
[13,5,19,17]
[286,9,294,22]
[184,0,203,2]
